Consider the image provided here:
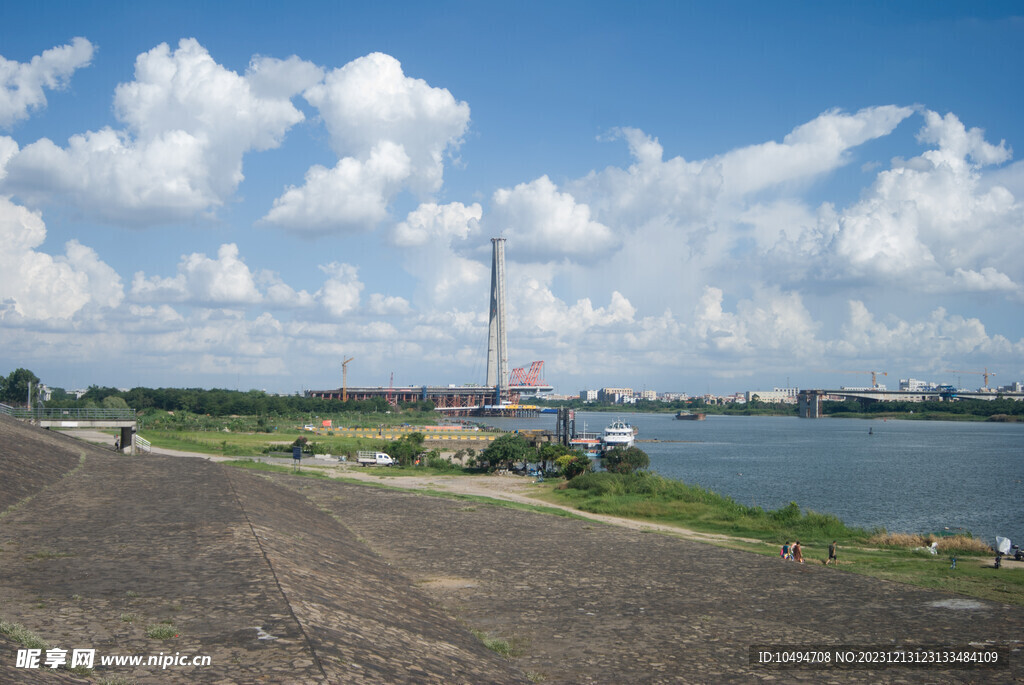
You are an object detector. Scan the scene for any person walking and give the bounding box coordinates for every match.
[793,541,803,564]
[826,540,838,566]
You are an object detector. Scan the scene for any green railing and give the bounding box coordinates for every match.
[0,403,136,421]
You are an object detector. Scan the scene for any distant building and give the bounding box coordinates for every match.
[579,389,598,402]
[598,387,634,403]
[900,378,936,391]
[745,387,799,404]
[639,390,657,401]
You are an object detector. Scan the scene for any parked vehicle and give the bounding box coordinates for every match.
[356,451,394,467]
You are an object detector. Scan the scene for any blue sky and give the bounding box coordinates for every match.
[1,1,1022,395]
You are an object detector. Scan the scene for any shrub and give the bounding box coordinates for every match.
[601,446,650,474]
[556,451,591,479]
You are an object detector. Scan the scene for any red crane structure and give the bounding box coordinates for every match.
[509,361,545,388]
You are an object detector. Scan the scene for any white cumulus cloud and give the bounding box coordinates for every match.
[0,37,94,128]
[304,52,470,196]
[393,201,486,309]
[717,105,914,197]
[131,243,263,305]
[0,195,123,320]
[262,141,411,233]
[490,175,618,263]
[1,39,310,226]
[828,110,1022,292]
[316,262,364,318]
[263,52,470,233]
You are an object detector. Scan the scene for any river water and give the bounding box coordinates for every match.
[479,412,1024,544]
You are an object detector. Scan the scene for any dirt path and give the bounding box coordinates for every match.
[60,429,746,543]
[329,466,761,544]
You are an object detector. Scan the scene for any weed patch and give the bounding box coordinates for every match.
[470,629,525,659]
[145,623,177,639]
[27,549,75,560]
[0,619,48,649]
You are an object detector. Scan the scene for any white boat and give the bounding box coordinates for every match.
[601,419,636,451]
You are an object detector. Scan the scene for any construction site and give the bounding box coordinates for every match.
[306,238,553,415]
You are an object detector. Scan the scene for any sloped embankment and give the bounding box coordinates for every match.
[0,418,528,683]
[0,414,111,513]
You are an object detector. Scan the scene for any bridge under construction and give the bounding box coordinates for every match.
[306,238,552,415]
[797,388,1024,418]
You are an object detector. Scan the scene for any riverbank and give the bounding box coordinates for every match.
[71,426,1024,605]
[5,417,1023,682]
[225,458,1024,607]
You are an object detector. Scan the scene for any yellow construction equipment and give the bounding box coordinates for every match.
[817,370,888,388]
[944,368,995,389]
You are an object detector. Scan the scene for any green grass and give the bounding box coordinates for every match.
[142,428,408,458]
[547,472,867,544]
[145,622,177,639]
[470,629,526,658]
[26,549,76,560]
[529,471,1023,606]
[0,619,48,649]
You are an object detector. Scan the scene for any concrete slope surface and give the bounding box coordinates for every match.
[1,416,1022,683]
[0,418,527,684]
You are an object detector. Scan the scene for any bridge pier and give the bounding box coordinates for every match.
[798,390,823,419]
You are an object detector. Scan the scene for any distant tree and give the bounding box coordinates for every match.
[102,395,130,410]
[386,432,425,466]
[47,387,72,402]
[478,433,532,472]
[1,368,40,406]
[601,446,650,475]
[555,449,592,479]
[538,442,575,473]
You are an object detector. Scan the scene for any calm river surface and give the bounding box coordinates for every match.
[481,412,1024,544]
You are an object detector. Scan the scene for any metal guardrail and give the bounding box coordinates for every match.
[134,435,152,453]
[0,404,136,421]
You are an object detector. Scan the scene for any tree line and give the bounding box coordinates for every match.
[0,369,435,416]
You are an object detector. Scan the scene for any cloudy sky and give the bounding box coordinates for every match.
[1,2,1022,395]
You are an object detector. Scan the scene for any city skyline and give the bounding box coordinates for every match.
[1,2,1022,395]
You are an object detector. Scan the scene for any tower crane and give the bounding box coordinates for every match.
[341,357,354,402]
[817,370,888,388]
[944,368,995,390]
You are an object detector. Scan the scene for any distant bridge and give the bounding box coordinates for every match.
[1,404,139,452]
[797,389,1024,418]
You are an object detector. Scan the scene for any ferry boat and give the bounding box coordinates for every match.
[568,434,602,458]
[601,419,636,451]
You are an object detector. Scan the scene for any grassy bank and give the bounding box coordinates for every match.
[534,471,1022,605]
[543,471,869,544]
[141,429,386,458]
